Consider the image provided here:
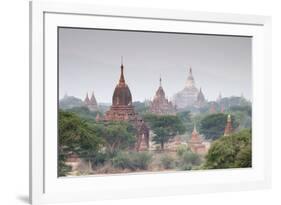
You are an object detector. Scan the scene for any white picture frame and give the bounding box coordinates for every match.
[30,1,272,204]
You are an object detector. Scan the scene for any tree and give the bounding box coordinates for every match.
[228,105,252,130]
[176,111,191,122]
[199,113,238,140]
[65,106,102,121]
[97,121,137,155]
[144,114,185,150]
[176,146,202,170]
[58,110,103,175]
[204,129,252,169]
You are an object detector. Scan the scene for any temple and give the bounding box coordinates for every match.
[187,124,206,155]
[104,59,149,151]
[83,92,98,111]
[194,87,207,108]
[224,114,233,136]
[149,77,176,115]
[173,67,206,109]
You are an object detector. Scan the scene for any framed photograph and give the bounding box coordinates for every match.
[30,1,271,204]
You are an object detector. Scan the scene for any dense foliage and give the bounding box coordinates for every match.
[65,106,102,121]
[95,121,137,154]
[58,110,103,176]
[143,114,185,150]
[111,151,152,171]
[204,129,252,169]
[176,146,202,170]
[199,113,238,140]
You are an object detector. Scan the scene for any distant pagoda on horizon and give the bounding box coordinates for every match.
[83,91,98,111]
[173,67,206,109]
[149,77,176,115]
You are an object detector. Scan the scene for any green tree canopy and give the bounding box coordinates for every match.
[58,110,103,176]
[176,111,192,123]
[144,114,185,150]
[65,106,102,121]
[199,113,238,140]
[92,121,137,155]
[204,129,252,169]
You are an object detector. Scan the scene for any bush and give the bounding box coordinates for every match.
[176,144,189,157]
[160,154,175,169]
[176,149,202,170]
[58,155,72,176]
[91,152,109,166]
[182,151,201,166]
[134,152,153,170]
[204,129,252,169]
[180,163,192,171]
[111,151,152,171]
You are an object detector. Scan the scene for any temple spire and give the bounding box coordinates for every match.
[227,114,231,122]
[224,114,233,136]
[84,92,90,104]
[193,123,197,133]
[119,56,125,84]
[159,75,162,87]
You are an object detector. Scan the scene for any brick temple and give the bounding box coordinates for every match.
[104,60,149,151]
[83,92,98,111]
[149,77,176,115]
[188,124,206,155]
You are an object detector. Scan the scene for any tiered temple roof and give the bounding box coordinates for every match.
[149,77,176,115]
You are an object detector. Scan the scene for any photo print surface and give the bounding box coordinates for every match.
[58,27,252,177]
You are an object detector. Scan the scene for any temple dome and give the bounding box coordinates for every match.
[112,64,132,106]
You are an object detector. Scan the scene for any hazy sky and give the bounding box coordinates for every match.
[59,28,252,103]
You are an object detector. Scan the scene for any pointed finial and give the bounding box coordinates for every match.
[193,123,197,132]
[119,57,125,84]
[159,75,162,87]
[227,114,231,122]
[189,66,192,74]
